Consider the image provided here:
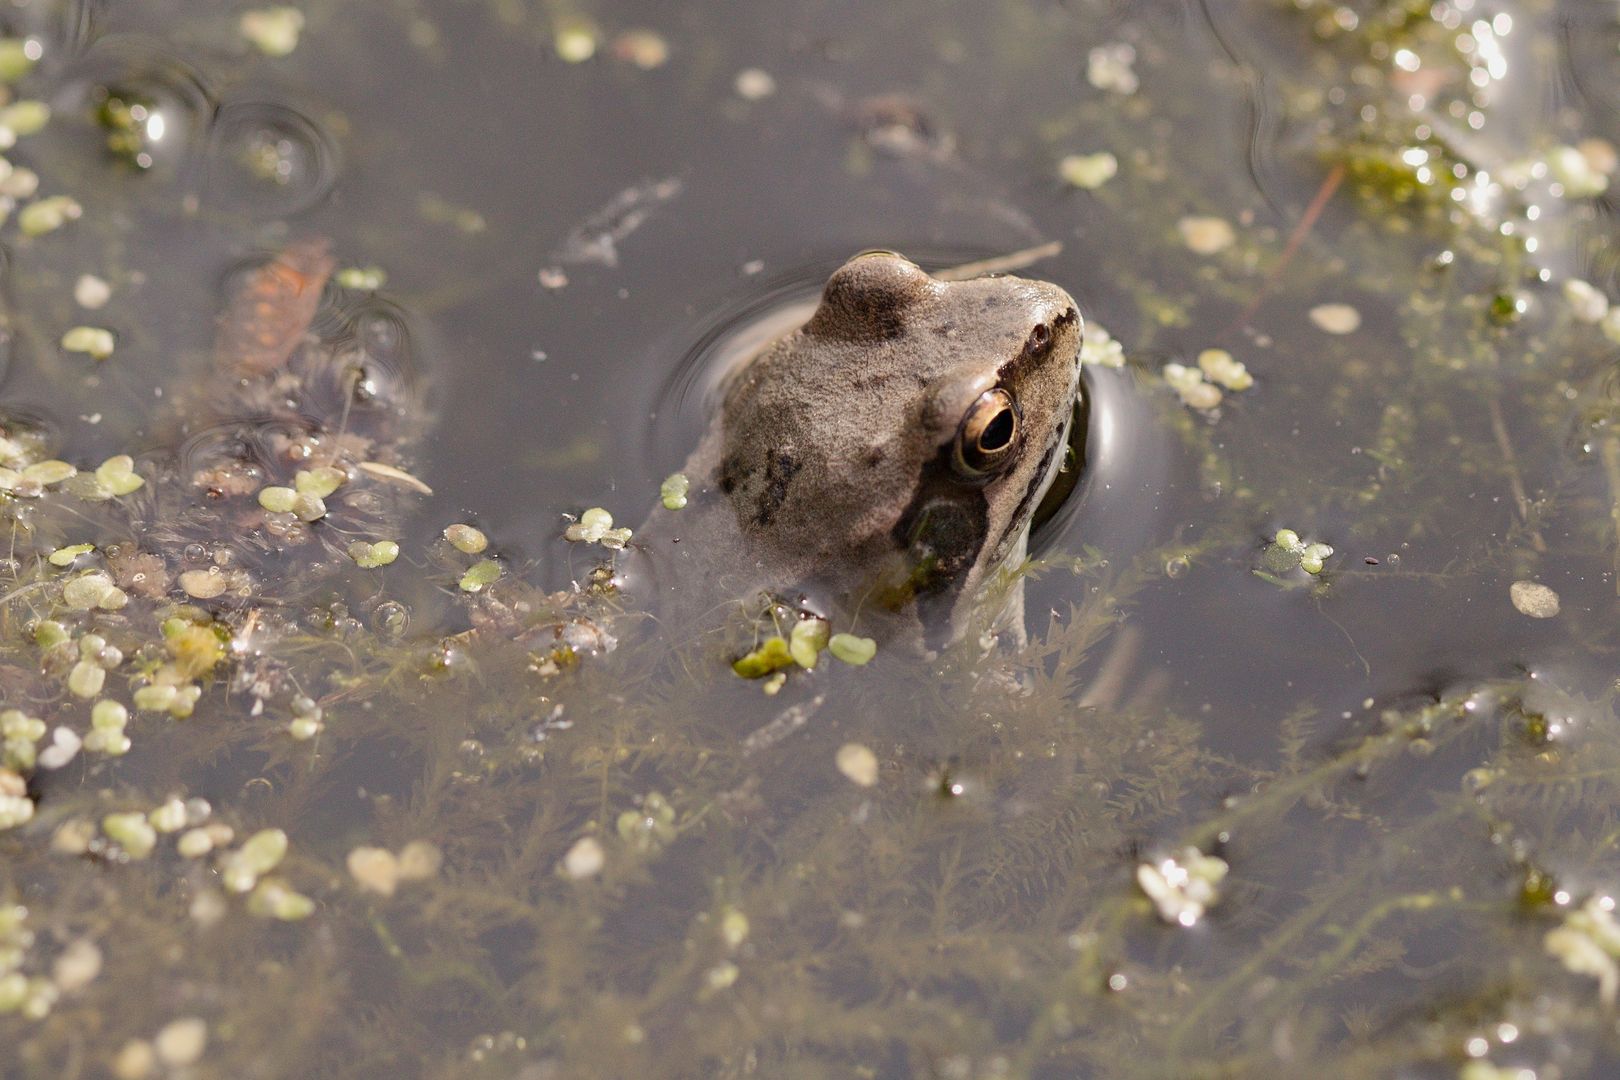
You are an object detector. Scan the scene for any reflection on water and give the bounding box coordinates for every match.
[1,0,1620,1077]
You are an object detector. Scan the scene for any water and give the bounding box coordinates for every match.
[2,0,1620,1076]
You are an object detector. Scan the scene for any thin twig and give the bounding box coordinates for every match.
[1486,395,1548,553]
[1602,435,1620,594]
[1227,162,1346,333]
[935,241,1063,281]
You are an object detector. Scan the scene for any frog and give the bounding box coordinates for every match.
[629,249,1084,652]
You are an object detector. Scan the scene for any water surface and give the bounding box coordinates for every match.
[3,1,1620,1077]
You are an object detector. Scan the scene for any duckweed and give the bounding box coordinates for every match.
[1136,847,1229,926]
[21,459,75,485]
[18,194,81,236]
[347,847,400,895]
[553,20,599,63]
[1162,362,1223,410]
[153,1017,209,1068]
[47,542,93,566]
[444,523,487,553]
[1264,528,1335,576]
[1059,151,1118,190]
[1509,580,1559,619]
[659,472,690,510]
[458,558,501,592]
[1196,348,1252,391]
[1178,215,1236,255]
[240,7,305,57]
[835,743,879,786]
[827,632,876,666]
[732,635,793,678]
[0,39,36,82]
[67,659,105,698]
[346,540,399,568]
[336,266,387,290]
[61,572,127,610]
[102,812,158,859]
[74,274,110,309]
[60,325,114,359]
[563,507,632,548]
[94,454,145,495]
[257,486,297,513]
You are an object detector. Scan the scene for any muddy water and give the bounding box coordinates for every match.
[2,0,1620,1077]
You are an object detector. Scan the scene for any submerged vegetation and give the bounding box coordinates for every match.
[0,0,1619,1076]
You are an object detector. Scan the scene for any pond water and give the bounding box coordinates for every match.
[3,0,1620,1076]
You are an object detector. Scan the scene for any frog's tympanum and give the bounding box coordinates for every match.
[634,250,1083,648]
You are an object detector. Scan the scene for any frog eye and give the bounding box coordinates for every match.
[953,388,1022,478]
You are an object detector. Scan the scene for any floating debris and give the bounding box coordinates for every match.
[357,460,433,494]
[1086,43,1138,95]
[1136,847,1229,926]
[610,29,669,70]
[347,841,438,895]
[1177,215,1235,255]
[1509,580,1559,619]
[1563,279,1610,324]
[51,939,102,994]
[153,1017,208,1068]
[1060,152,1118,190]
[549,176,682,269]
[240,7,304,57]
[1546,143,1609,198]
[1309,303,1361,335]
[735,68,776,101]
[554,19,599,63]
[562,836,605,879]
[74,274,110,309]
[1546,896,1620,1003]
[347,847,401,896]
[835,743,879,787]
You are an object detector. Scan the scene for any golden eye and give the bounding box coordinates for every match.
[954,388,1021,478]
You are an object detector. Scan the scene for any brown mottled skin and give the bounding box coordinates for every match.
[634,251,1083,647]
